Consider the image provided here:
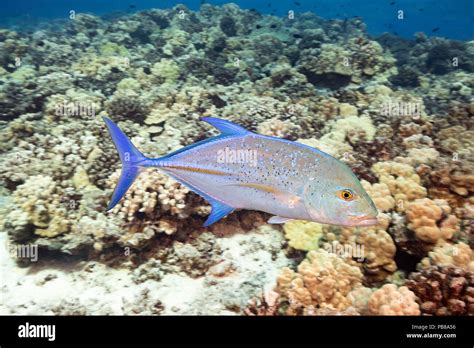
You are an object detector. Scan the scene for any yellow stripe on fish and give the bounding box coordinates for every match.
[227,182,280,194]
[165,164,230,176]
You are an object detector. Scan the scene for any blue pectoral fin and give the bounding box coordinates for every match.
[201,117,250,136]
[203,200,235,227]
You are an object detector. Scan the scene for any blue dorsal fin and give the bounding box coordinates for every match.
[201,117,249,136]
[204,200,235,227]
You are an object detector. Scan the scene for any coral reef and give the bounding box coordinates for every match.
[0,3,472,316]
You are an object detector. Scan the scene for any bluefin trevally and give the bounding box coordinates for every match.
[103,116,379,227]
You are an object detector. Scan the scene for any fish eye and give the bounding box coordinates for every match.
[338,189,355,201]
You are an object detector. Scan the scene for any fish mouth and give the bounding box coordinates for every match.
[348,214,379,226]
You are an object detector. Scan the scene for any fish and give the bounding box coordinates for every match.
[103,117,379,227]
[432,27,440,32]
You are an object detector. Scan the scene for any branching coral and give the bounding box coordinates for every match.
[107,169,207,246]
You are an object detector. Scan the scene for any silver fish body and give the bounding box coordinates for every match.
[103,117,379,227]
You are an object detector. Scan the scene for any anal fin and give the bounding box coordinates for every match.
[268,216,293,224]
[160,171,235,227]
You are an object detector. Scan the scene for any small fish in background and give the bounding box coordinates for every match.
[390,1,396,5]
[418,8,424,12]
[294,1,301,6]
[103,117,379,227]
[432,27,440,32]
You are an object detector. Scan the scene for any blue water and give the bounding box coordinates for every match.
[0,0,473,40]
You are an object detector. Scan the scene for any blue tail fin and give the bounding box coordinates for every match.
[102,117,147,211]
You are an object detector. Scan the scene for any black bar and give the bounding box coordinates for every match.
[0,316,472,346]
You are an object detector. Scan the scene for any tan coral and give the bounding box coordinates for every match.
[107,168,207,244]
[368,284,420,315]
[372,161,427,212]
[353,223,397,276]
[325,214,397,283]
[419,242,474,271]
[348,286,374,315]
[257,118,297,138]
[276,250,363,315]
[406,198,459,243]
[361,180,395,212]
[5,175,72,237]
[437,125,474,155]
[109,169,191,222]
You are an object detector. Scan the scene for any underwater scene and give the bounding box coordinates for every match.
[0,0,473,318]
